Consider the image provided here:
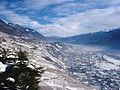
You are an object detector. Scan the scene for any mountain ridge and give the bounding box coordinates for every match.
[0,19,44,39]
[1,18,120,49]
[52,28,120,48]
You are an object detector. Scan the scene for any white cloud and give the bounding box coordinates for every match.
[24,0,74,10]
[52,0,120,16]
[0,5,80,37]
[42,7,120,37]
[0,6,46,34]
[53,3,89,16]
[0,2,120,37]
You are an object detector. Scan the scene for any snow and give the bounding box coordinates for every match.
[100,62,119,70]
[42,71,58,78]
[27,64,35,69]
[0,62,7,73]
[26,86,29,89]
[7,77,15,82]
[95,61,119,70]
[56,44,63,49]
[31,59,57,69]
[7,55,16,58]
[25,29,29,32]
[66,86,82,90]
[103,55,120,66]
[16,42,32,48]
[41,71,86,90]
[44,79,84,90]
[95,55,120,70]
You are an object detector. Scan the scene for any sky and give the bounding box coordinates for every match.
[0,0,120,37]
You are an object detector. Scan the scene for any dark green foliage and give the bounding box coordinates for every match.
[0,48,44,90]
[0,47,10,63]
[0,47,16,64]
[17,49,28,63]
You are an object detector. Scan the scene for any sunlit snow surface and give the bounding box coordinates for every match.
[7,77,15,82]
[0,62,7,73]
[96,55,120,70]
[103,55,120,66]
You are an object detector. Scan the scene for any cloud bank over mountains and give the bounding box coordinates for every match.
[0,0,120,37]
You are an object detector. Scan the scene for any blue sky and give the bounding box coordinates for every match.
[0,0,120,37]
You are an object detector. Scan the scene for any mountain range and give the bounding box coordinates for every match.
[58,28,120,48]
[0,19,120,48]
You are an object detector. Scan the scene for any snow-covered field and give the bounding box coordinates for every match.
[103,55,120,66]
[96,55,120,70]
[0,62,7,73]
[41,69,96,90]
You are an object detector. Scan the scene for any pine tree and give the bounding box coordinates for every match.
[0,47,10,63]
[0,48,44,90]
[17,49,28,63]
[0,47,16,64]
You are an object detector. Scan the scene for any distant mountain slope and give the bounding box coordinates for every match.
[1,18,120,48]
[59,28,120,48]
[0,19,44,39]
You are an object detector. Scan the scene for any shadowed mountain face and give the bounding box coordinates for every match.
[55,28,120,48]
[0,19,44,39]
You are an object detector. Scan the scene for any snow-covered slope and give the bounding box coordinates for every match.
[0,19,44,39]
[0,32,95,90]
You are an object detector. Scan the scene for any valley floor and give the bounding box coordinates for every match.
[62,45,120,90]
